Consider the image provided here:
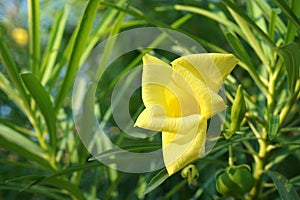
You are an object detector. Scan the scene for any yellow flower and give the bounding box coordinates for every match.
[11,28,28,46]
[135,53,239,176]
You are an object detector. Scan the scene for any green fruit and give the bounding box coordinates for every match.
[215,165,255,199]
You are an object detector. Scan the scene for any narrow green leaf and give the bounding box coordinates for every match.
[268,10,277,41]
[277,43,300,93]
[284,0,300,43]
[225,33,254,69]
[0,124,52,170]
[172,4,243,36]
[0,118,35,137]
[0,35,29,103]
[268,114,280,141]
[27,0,41,74]
[41,6,69,84]
[223,0,272,67]
[225,33,267,94]
[0,182,68,200]
[0,72,31,118]
[82,0,127,64]
[6,175,44,183]
[100,1,227,53]
[20,72,57,149]
[267,171,300,200]
[253,0,286,34]
[141,169,169,197]
[89,144,161,161]
[55,0,101,112]
[273,0,300,31]
[222,0,274,48]
[40,178,85,200]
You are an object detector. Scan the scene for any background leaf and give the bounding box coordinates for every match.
[278,43,300,93]
[141,169,169,197]
[267,171,300,200]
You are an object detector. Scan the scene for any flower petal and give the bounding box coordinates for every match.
[141,54,172,109]
[135,111,207,176]
[162,115,207,175]
[173,66,226,119]
[135,108,200,133]
[171,53,239,92]
[141,54,199,117]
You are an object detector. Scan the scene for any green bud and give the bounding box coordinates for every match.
[215,165,255,199]
[181,164,199,186]
[230,85,246,132]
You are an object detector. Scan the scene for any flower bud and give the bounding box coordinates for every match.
[215,165,254,199]
[230,85,246,132]
[181,164,199,186]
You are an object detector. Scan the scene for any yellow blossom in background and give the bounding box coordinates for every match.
[135,53,239,176]
[11,28,28,46]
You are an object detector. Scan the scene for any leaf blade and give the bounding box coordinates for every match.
[20,73,57,150]
[141,169,169,197]
[55,0,101,112]
[267,171,300,200]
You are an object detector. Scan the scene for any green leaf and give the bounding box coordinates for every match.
[222,0,274,48]
[0,35,29,104]
[20,73,57,150]
[284,0,300,43]
[40,178,86,200]
[27,0,41,74]
[225,33,254,70]
[267,171,300,200]
[41,6,69,84]
[0,124,52,170]
[273,0,300,31]
[55,0,101,112]
[82,0,127,63]
[89,143,161,161]
[253,0,286,34]
[268,114,279,141]
[172,4,243,36]
[0,182,68,200]
[277,43,300,93]
[141,169,169,197]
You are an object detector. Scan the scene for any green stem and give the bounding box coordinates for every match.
[248,128,268,199]
[279,79,300,125]
[228,144,234,166]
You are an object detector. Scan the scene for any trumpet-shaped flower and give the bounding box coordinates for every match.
[135,53,239,175]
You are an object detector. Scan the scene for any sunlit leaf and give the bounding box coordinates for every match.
[55,0,101,111]
[27,0,41,74]
[41,6,69,84]
[0,124,52,170]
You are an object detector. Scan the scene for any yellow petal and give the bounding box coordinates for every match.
[141,54,199,117]
[135,108,200,133]
[162,116,207,176]
[135,111,207,175]
[141,54,172,109]
[171,53,239,92]
[173,66,226,119]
